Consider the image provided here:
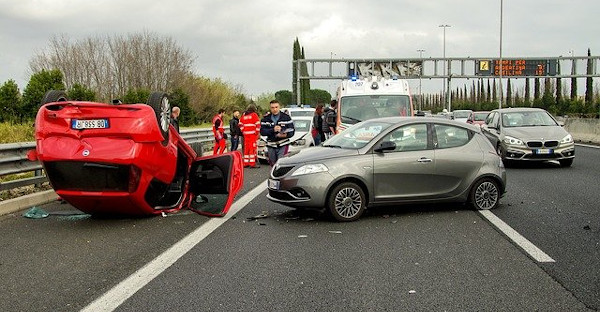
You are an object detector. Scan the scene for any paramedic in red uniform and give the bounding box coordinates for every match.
[239,104,261,167]
[212,109,226,155]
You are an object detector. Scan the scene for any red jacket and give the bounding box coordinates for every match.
[239,112,260,136]
[212,114,225,140]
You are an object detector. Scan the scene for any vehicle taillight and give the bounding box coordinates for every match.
[128,165,142,193]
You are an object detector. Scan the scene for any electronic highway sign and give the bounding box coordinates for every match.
[476,59,558,76]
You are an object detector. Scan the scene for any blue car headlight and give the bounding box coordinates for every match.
[291,164,328,176]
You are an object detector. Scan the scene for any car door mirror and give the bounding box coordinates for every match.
[374,141,396,153]
[188,151,243,217]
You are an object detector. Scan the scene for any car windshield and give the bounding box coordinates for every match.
[453,111,471,118]
[324,120,392,149]
[288,110,314,117]
[473,112,489,121]
[502,111,557,127]
[293,119,311,132]
[340,95,410,124]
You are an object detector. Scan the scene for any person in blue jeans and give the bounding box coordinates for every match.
[229,110,242,151]
[260,100,295,166]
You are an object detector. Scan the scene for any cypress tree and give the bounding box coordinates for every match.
[292,38,300,104]
[300,47,311,104]
[506,79,512,106]
[585,48,594,106]
[487,80,491,103]
[492,79,497,103]
[524,78,531,106]
[534,78,540,100]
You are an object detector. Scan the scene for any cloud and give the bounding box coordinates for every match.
[1,0,600,96]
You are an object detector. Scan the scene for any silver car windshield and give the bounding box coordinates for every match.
[293,119,311,132]
[324,121,392,149]
[502,111,557,127]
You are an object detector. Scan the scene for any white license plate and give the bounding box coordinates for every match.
[536,149,552,154]
[72,119,109,129]
[268,179,280,190]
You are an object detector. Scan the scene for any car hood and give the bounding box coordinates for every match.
[290,131,308,141]
[504,126,569,140]
[278,146,359,165]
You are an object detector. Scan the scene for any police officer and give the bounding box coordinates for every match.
[260,100,295,166]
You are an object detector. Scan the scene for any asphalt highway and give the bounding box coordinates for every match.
[0,146,598,311]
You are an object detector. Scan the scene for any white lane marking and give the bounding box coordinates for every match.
[575,143,600,149]
[478,210,555,263]
[81,180,268,312]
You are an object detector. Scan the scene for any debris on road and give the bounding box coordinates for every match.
[23,207,49,219]
[328,231,342,234]
[298,235,308,238]
[247,212,269,221]
[409,290,417,295]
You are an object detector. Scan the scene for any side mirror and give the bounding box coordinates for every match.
[374,141,396,153]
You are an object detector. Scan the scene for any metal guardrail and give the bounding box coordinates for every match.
[0,127,226,193]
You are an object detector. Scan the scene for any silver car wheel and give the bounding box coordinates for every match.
[474,181,498,210]
[334,187,363,219]
[160,97,170,133]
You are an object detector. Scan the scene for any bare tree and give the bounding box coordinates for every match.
[29,31,194,102]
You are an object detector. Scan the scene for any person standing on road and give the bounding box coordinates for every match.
[170,106,180,133]
[312,104,325,145]
[239,105,261,167]
[212,109,227,155]
[322,99,337,139]
[260,100,295,166]
[229,110,242,151]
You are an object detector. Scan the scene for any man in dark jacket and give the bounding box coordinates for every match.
[260,100,295,166]
[322,99,337,139]
[229,110,242,151]
[170,106,180,133]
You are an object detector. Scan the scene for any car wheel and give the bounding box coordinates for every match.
[327,182,366,222]
[559,158,573,167]
[146,92,171,145]
[40,90,68,107]
[470,178,500,210]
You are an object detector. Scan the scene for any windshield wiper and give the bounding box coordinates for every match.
[322,144,343,148]
[341,115,362,123]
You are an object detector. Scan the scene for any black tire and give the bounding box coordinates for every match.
[559,158,573,167]
[40,90,68,107]
[470,178,500,210]
[146,92,171,145]
[327,182,366,222]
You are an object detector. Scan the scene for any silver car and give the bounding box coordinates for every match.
[481,108,575,167]
[267,117,506,221]
[257,116,315,162]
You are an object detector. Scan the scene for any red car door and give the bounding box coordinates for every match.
[187,151,244,217]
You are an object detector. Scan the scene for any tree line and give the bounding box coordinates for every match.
[0,33,333,125]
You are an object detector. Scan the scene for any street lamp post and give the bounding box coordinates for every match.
[417,49,425,111]
[439,24,451,112]
[498,0,503,109]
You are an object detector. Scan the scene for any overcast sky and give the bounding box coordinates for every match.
[1,0,599,97]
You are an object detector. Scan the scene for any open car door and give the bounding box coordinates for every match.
[187,151,243,217]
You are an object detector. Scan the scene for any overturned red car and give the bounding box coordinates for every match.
[28,90,243,216]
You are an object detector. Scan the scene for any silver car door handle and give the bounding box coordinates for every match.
[417,157,432,163]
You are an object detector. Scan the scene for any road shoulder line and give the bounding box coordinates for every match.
[479,210,555,263]
[80,180,268,312]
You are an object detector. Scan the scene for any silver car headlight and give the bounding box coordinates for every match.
[503,135,524,146]
[292,139,306,146]
[560,134,573,144]
[291,164,328,176]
